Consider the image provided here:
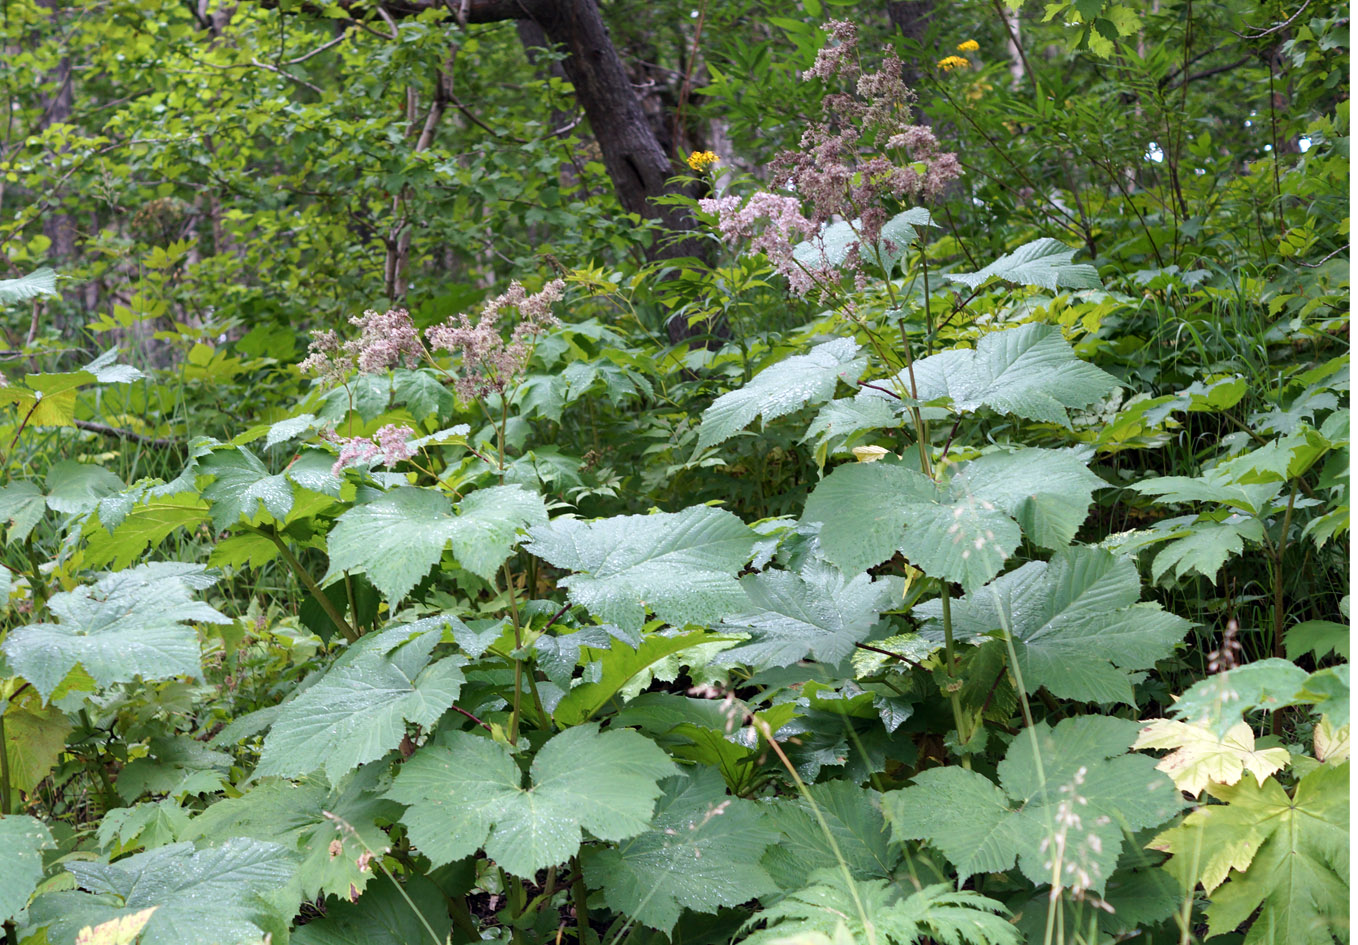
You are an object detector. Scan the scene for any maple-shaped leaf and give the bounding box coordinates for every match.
[1168,658,1311,738]
[886,717,1182,892]
[1134,718,1291,797]
[1151,762,1349,945]
[1,563,229,702]
[325,484,547,601]
[793,207,937,276]
[289,872,451,945]
[716,561,903,670]
[525,506,755,631]
[696,338,866,451]
[184,763,401,902]
[386,723,674,877]
[197,447,294,532]
[761,780,900,890]
[944,238,1102,291]
[25,839,292,945]
[804,450,1105,592]
[583,768,778,933]
[0,814,52,923]
[868,323,1118,428]
[915,548,1190,704]
[256,619,464,783]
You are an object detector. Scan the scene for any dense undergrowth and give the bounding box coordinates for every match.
[0,2,1349,944]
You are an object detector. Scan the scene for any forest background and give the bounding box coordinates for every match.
[0,1,1350,945]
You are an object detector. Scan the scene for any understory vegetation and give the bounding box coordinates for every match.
[0,1,1349,944]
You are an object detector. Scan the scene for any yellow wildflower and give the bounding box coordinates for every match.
[686,150,719,172]
[937,55,970,72]
[956,39,980,52]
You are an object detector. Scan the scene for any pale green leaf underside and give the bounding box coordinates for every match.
[0,267,58,304]
[944,238,1102,291]
[525,506,755,631]
[697,337,865,450]
[793,207,937,276]
[0,815,52,923]
[387,724,674,877]
[257,619,464,783]
[583,769,778,933]
[1,563,228,701]
[325,484,547,600]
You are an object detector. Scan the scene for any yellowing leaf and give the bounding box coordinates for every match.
[1314,715,1350,763]
[75,907,158,945]
[1135,718,1290,797]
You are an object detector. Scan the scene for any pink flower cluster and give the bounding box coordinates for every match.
[701,23,961,298]
[426,279,564,400]
[300,307,422,385]
[323,424,417,477]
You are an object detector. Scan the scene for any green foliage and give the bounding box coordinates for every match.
[0,814,52,922]
[386,724,674,877]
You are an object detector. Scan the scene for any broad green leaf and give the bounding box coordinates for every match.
[0,814,52,922]
[0,267,58,304]
[197,447,294,532]
[553,630,713,725]
[1149,518,1264,582]
[944,238,1101,291]
[880,323,1119,427]
[792,208,937,276]
[916,548,1190,704]
[0,371,95,427]
[1298,664,1349,726]
[325,484,547,601]
[1134,718,1291,797]
[80,349,145,385]
[717,561,903,669]
[1169,658,1311,738]
[761,781,899,889]
[257,619,464,783]
[804,450,1104,591]
[740,869,1019,945]
[1151,763,1349,945]
[44,462,123,515]
[696,338,865,450]
[96,800,192,855]
[887,717,1182,893]
[1,563,228,701]
[0,480,47,544]
[82,494,211,570]
[583,769,778,933]
[1286,620,1351,661]
[26,839,291,945]
[185,764,402,901]
[3,694,74,791]
[525,506,755,631]
[290,874,451,945]
[387,724,674,877]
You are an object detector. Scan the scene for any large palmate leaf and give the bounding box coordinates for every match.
[944,238,1101,291]
[914,548,1190,704]
[0,815,52,923]
[325,484,547,601]
[696,338,866,450]
[525,506,755,631]
[0,267,57,304]
[290,874,451,945]
[717,561,903,669]
[197,447,294,532]
[1,563,228,701]
[44,462,123,515]
[583,768,778,933]
[1134,718,1290,797]
[761,780,899,889]
[25,839,292,945]
[387,724,674,877]
[886,717,1182,892]
[1151,762,1349,945]
[793,207,937,276]
[184,764,402,901]
[803,450,1104,591]
[870,324,1118,427]
[740,869,1019,945]
[256,619,464,783]
[1168,659,1312,738]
